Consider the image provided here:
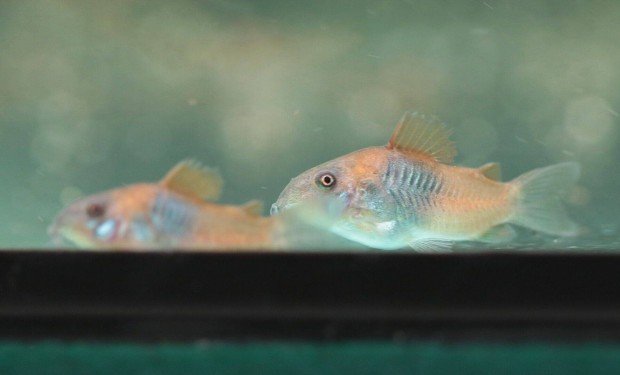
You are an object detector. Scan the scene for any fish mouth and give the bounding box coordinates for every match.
[47,224,65,247]
[269,203,280,216]
[47,215,98,249]
[47,216,68,247]
[270,201,300,216]
[49,225,94,248]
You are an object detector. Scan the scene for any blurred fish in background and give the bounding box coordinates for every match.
[49,160,360,250]
[0,0,618,248]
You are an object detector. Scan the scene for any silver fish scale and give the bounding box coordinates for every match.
[151,192,196,236]
[382,159,443,226]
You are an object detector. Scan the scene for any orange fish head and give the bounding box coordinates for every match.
[49,184,159,249]
[271,147,387,220]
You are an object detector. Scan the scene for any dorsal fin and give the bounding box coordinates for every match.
[387,112,457,163]
[159,160,223,201]
[241,200,264,216]
[478,162,502,181]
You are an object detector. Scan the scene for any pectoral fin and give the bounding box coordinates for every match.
[408,238,454,252]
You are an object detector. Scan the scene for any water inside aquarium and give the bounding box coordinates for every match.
[1,0,618,250]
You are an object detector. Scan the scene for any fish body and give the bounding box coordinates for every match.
[50,161,282,250]
[272,112,580,250]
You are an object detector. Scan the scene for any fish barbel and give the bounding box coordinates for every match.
[271,112,581,250]
[49,161,346,250]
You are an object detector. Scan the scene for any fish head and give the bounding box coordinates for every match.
[48,184,160,249]
[271,147,387,219]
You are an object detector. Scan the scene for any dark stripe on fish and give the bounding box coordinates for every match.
[432,177,443,195]
[384,160,443,212]
[384,162,393,185]
[151,193,196,236]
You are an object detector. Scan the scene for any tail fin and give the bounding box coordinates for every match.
[510,162,581,236]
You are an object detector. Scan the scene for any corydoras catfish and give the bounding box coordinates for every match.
[271,112,580,250]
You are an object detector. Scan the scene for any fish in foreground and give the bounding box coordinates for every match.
[272,112,581,251]
[49,161,347,250]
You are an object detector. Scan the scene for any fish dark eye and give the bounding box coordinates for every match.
[86,203,106,218]
[316,172,336,189]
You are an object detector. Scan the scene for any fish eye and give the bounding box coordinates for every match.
[316,172,336,189]
[86,203,106,218]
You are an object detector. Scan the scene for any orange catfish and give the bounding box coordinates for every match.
[272,112,581,250]
[49,161,344,250]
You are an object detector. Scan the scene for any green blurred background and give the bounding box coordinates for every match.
[1,0,618,248]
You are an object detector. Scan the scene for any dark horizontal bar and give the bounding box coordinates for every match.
[0,250,620,342]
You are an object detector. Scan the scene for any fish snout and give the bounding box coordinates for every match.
[270,201,299,215]
[47,221,63,246]
[47,212,73,247]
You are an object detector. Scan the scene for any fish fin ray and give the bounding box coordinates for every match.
[478,224,516,243]
[387,112,457,163]
[408,238,453,252]
[241,200,264,216]
[510,162,580,236]
[160,160,223,201]
[478,162,502,181]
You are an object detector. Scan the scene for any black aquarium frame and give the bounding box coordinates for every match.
[0,250,620,343]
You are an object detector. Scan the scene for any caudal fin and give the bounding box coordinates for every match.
[510,162,581,236]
